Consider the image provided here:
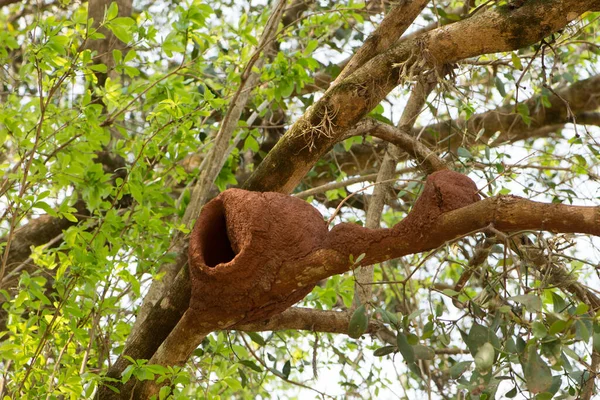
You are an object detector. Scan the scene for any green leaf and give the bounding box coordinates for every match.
[536,393,553,400]
[111,16,135,26]
[239,360,262,373]
[377,308,400,327]
[406,333,419,345]
[354,253,366,264]
[88,63,108,72]
[124,49,137,62]
[112,49,122,64]
[304,39,319,56]
[282,360,291,379]
[464,323,500,358]
[505,337,517,353]
[279,80,294,98]
[373,346,396,357]
[61,212,78,222]
[106,18,135,43]
[407,361,422,379]
[551,292,567,313]
[457,147,473,159]
[495,77,506,97]
[548,319,567,335]
[121,365,135,383]
[239,370,248,388]
[13,291,28,307]
[159,386,171,400]
[449,361,471,379]
[123,66,140,77]
[505,386,518,398]
[247,332,265,346]
[29,286,51,305]
[516,103,531,126]
[575,319,591,342]
[532,321,548,339]
[442,288,459,297]
[33,201,57,216]
[134,368,154,381]
[244,135,259,152]
[509,294,542,312]
[413,345,434,360]
[541,94,552,108]
[396,332,415,364]
[575,302,589,315]
[348,305,369,339]
[523,346,553,394]
[407,309,424,321]
[106,1,118,20]
[162,30,185,56]
[511,52,523,70]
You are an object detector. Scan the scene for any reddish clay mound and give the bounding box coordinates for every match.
[189,170,480,324]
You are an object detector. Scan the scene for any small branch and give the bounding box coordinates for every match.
[240,334,334,399]
[581,350,600,400]
[366,120,447,174]
[294,166,417,199]
[295,172,380,198]
[232,307,382,334]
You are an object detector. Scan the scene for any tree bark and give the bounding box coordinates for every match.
[244,0,599,194]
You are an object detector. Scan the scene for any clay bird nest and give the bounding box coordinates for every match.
[188,170,480,325]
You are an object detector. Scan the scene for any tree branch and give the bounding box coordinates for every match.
[420,74,600,150]
[233,307,381,334]
[244,0,599,194]
[333,0,430,85]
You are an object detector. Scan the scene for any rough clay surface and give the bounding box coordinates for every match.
[189,189,328,323]
[325,170,480,259]
[189,170,480,325]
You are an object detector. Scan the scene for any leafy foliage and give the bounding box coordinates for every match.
[0,0,599,398]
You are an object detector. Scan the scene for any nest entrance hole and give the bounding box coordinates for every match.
[201,200,236,268]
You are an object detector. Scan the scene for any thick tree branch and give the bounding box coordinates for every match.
[420,74,600,150]
[333,0,430,85]
[303,9,457,95]
[307,71,600,190]
[244,0,598,194]
[233,307,379,334]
